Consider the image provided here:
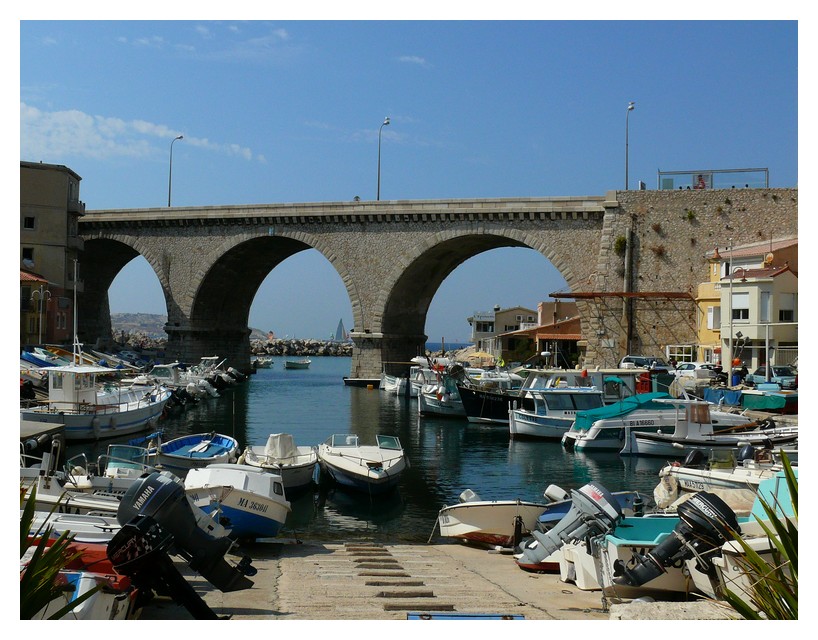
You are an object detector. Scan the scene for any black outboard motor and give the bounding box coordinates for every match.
[108,471,256,619]
[612,491,740,588]
[682,448,707,469]
[737,443,756,463]
[518,482,624,566]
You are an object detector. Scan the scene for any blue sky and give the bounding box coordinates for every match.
[18,15,801,343]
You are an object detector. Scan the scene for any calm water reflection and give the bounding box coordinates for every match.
[67,357,667,543]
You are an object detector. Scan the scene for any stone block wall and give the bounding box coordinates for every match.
[584,188,798,367]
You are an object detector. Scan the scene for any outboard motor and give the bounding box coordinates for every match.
[108,471,256,619]
[612,491,739,588]
[518,482,624,566]
[737,444,756,463]
[682,448,707,469]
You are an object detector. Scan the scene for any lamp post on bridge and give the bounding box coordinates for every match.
[168,135,183,207]
[377,117,390,201]
[625,101,635,190]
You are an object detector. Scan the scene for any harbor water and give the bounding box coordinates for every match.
[67,356,668,543]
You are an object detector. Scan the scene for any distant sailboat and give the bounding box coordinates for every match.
[333,319,350,342]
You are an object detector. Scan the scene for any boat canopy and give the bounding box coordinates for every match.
[571,392,672,432]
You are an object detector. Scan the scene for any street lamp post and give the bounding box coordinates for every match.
[168,135,183,207]
[625,102,635,190]
[377,117,390,201]
[31,285,51,345]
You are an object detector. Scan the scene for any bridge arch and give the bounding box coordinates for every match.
[373,226,577,367]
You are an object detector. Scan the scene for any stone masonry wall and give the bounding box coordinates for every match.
[585,188,798,367]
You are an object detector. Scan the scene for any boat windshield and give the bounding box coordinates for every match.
[376,435,402,450]
[330,434,359,447]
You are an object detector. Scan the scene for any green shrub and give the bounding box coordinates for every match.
[722,452,797,619]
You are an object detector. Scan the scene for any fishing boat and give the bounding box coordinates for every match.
[284,358,311,370]
[508,387,605,440]
[417,374,466,417]
[184,464,292,541]
[151,431,240,477]
[620,399,798,457]
[317,434,407,495]
[20,362,172,442]
[592,469,798,601]
[239,433,318,493]
[561,393,764,453]
[253,356,274,368]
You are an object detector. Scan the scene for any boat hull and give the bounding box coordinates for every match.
[184,464,291,540]
[508,411,573,440]
[242,445,318,493]
[437,500,549,547]
[417,389,465,417]
[343,377,381,388]
[153,433,239,476]
[622,429,798,457]
[21,395,168,442]
[317,441,406,495]
[457,385,531,424]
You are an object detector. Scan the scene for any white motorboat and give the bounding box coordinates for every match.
[437,488,554,547]
[185,464,292,541]
[508,387,605,440]
[20,362,171,442]
[620,399,798,457]
[284,358,311,369]
[562,393,762,453]
[20,441,157,515]
[653,444,797,510]
[239,433,318,493]
[317,434,407,495]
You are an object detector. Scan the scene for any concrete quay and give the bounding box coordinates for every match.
[138,539,736,621]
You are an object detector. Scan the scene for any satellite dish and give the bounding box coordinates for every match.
[764,252,774,265]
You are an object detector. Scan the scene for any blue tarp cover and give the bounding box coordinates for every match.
[571,392,672,432]
[702,387,743,406]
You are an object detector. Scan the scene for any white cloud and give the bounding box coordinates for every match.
[20,102,261,163]
[398,55,428,66]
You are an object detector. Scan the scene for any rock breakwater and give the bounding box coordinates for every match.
[251,338,353,357]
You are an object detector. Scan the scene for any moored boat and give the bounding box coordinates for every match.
[184,464,292,541]
[239,433,318,493]
[20,362,172,442]
[317,433,407,495]
[151,431,240,477]
[620,400,798,457]
[508,387,605,440]
[284,358,311,370]
[437,488,553,548]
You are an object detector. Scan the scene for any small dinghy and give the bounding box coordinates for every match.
[317,434,407,495]
[152,431,239,477]
[184,464,292,541]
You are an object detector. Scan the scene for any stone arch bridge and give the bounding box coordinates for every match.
[78,189,798,377]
